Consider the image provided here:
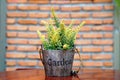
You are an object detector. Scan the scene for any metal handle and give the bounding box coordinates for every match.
[38,45,44,64]
[71,48,83,76]
[74,48,83,73]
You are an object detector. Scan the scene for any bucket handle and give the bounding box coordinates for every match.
[38,45,83,76]
[38,45,44,64]
[71,48,83,75]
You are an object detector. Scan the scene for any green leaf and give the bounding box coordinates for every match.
[51,8,60,28]
[115,0,120,8]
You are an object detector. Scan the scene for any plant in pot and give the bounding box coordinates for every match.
[37,8,85,77]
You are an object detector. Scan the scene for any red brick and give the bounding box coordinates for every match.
[7,45,16,51]
[92,26,103,31]
[80,26,91,32]
[94,0,112,3]
[40,6,59,11]
[104,46,113,52]
[82,68,103,73]
[82,5,103,11]
[7,12,27,18]
[82,47,102,52]
[104,5,114,10]
[39,20,53,25]
[76,34,81,39]
[51,0,70,4]
[39,20,61,25]
[29,0,49,4]
[6,32,17,38]
[103,19,113,24]
[18,5,39,10]
[61,6,81,11]
[92,40,113,45]
[7,5,17,10]
[92,26,114,31]
[6,53,26,58]
[51,13,70,18]
[84,19,102,25]
[82,33,103,38]
[6,60,16,66]
[17,32,38,38]
[61,6,72,11]
[83,62,103,67]
[70,6,81,11]
[74,54,91,60]
[103,26,114,31]
[40,6,50,11]
[71,13,90,18]
[38,62,43,66]
[7,0,27,3]
[73,61,81,66]
[75,40,91,45]
[28,26,46,32]
[16,46,37,51]
[92,12,113,18]
[63,19,81,25]
[18,19,37,25]
[7,25,28,31]
[29,13,49,18]
[6,67,16,71]
[103,62,113,67]
[18,60,37,66]
[27,54,40,59]
[71,0,92,3]
[104,33,113,38]
[7,18,16,24]
[92,54,112,60]
[28,39,42,45]
[7,39,28,44]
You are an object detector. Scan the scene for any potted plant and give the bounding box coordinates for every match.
[37,8,85,77]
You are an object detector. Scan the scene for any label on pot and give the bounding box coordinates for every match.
[47,58,72,66]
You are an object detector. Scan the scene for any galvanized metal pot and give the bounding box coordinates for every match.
[39,49,75,76]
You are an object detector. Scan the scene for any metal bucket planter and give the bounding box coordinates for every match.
[39,49,75,77]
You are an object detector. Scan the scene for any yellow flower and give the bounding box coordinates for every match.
[63,44,69,50]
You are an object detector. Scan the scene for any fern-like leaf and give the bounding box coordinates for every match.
[51,8,60,28]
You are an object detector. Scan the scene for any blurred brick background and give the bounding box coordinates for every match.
[6,0,114,71]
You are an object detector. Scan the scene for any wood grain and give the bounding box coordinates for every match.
[0,69,120,80]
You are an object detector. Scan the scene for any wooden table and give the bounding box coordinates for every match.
[0,69,120,80]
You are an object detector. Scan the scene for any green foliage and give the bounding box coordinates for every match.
[115,0,120,8]
[37,8,85,50]
[51,8,60,28]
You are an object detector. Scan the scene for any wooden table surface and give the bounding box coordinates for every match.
[0,69,120,80]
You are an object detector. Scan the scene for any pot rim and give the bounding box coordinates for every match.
[42,49,74,51]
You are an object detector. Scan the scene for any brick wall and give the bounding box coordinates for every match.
[6,0,114,71]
